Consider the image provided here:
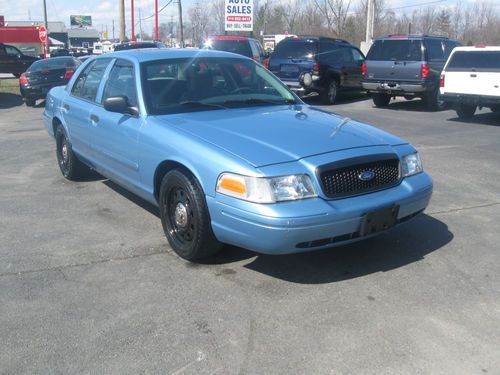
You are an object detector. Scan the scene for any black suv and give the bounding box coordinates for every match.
[362,35,461,110]
[114,41,167,51]
[202,36,268,63]
[0,43,39,77]
[268,37,365,104]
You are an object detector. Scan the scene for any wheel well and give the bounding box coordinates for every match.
[52,117,62,137]
[154,161,192,202]
[325,72,340,85]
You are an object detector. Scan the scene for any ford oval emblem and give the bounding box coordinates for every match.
[358,170,375,182]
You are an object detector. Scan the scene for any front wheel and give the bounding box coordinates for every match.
[159,169,221,261]
[456,104,476,120]
[372,93,391,107]
[322,80,338,105]
[55,126,89,180]
[25,99,36,107]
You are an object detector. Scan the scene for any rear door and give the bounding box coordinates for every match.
[365,39,423,82]
[269,40,317,81]
[443,50,500,96]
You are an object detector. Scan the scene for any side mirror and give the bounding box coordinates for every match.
[103,96,139,116]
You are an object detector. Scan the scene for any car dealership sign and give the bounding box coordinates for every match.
[225,0,253,32]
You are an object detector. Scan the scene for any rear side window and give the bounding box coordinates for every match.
[71,58,111,102]
[425,39,444,61]
[446,51,500,72]
[443,41,459,58]
[273,41,317,61]
[367,40,423,61]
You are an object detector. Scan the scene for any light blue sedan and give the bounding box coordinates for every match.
[43,49,433,261]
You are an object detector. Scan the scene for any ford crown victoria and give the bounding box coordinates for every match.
[43,49,433,261]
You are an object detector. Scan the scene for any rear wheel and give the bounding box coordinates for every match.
[322,80,338,105]
[25,99,36,107]
[159,169,221,261]
[55,125,89,180]
[456,104,476,120]
[372,93,391,107]
[423,88,445,111]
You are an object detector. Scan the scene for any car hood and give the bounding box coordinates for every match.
[157,105,406,167]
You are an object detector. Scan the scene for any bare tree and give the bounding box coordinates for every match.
[314,0,353,38]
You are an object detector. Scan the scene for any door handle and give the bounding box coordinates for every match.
[90,114,99,123]
[470,74,477,78]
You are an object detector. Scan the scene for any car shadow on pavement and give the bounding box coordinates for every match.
[0,93,23,109]
[304,91,369,106]
[375,98,432,112]
[102,179,160,218]
[448,112,500,127]
[240,214,453,284]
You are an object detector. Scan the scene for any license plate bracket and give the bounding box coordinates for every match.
[360,205,399,236]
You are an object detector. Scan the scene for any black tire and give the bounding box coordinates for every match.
[422,88,445,111]
[55,125,89,180]
[159,169,221,261]
[25,99,36,107]
[456,104,476,120]
[490,106,500,113]
[322,80,338,105]
[372,93,391,107]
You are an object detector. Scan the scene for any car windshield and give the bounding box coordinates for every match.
[206,40,253,58]
[142,57,298,115]
[273,41,317,60]
[28,57,76,71]
[367,39,423,61]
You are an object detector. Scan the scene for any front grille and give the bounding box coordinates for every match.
[317,154,400,198]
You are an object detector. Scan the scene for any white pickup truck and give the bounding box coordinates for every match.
[440,46,500,119]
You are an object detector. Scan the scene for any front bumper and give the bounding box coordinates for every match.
[207,172,433,254]
[21,82,66,100]
[363,81,433,95]
[440,92,500,107]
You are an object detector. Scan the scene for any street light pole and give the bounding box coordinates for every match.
[131,0,135,41]
[119,0,126,42]
[178,0,184,47]
[155,0,158,40]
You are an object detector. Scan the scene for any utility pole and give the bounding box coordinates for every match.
[119,0,126,42]
[112,19,115,40]
[178,0,184,47]
[365,0,375,44]
[131,0,135,41]
[138,8,143,41]
[155,0,159,40]
[42,0,49,57]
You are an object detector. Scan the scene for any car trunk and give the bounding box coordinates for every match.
[365,39,424,82]
[269,40,318,81]
[27,68,67,85]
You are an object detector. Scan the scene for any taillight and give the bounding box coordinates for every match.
[313,63,319,75]
[421,63,430,79]
[440,74,445,88]
[19,73,29,85]
[64,67,74,79]
[361,63,367,78]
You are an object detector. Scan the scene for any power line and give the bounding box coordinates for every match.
[386,0,448,11]
[140,0,174,22]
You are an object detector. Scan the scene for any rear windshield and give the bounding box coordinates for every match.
[446,51,500,71]
[273,41,317,60]
[367,39,423,61]
[208,40,252,58]
[28,58,76,71]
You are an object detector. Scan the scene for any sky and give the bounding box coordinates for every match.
[1,0,498,39]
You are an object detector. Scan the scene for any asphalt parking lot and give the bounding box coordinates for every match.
[1,91,499,374]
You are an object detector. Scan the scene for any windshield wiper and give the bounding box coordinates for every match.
[178,101,227,110]
[221,98,296,106]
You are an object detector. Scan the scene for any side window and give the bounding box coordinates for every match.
[102,59,137,107]
[71,59,111,102]
[320,42,341,64]
[426,39,445,61]
[351,48,365,64]
[340,46,354,64]
[5,45,20,56]
[249,41,260,60]
[444,41,458,59]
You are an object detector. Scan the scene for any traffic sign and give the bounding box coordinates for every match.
[225,0,253,32]
[39,26,47,43]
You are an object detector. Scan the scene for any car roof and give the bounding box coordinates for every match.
[377,34,450,40]
[278,36,350,44]
[207,36,255,41]
[95,48,251,63]
[451,46,500,52]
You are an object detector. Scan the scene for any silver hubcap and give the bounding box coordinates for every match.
[174,202,188,228]
[61,143,68,163]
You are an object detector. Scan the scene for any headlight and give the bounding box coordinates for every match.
[216,173,317,203]
[402,153,423,177]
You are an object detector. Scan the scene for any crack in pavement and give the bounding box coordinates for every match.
[0,247,170,278]
[428,201,500,216]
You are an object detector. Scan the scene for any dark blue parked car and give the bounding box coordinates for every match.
[43,49,432,261]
